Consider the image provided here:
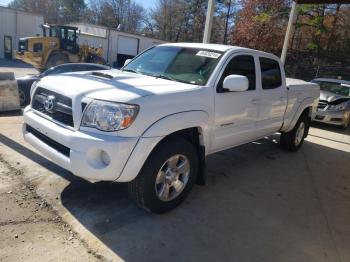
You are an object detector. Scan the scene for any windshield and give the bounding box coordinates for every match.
[18,39,28,52]
[122,46,223,85]
[314,81,350,97]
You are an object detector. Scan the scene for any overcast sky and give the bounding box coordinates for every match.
[135,0,156,10]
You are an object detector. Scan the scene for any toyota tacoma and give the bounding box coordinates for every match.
[23,43,320,213]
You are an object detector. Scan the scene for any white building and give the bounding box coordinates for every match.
[0,6,44,59]
[69,23,167,67]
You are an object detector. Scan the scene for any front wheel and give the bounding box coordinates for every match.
[128,137,198,213]
[342,115,350,129]
[280,114,309,152]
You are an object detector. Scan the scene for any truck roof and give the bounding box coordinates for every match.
[159,42,278,58]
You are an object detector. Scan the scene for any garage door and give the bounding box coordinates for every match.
[118,36,138,56]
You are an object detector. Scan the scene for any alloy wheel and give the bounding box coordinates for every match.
[154,154,190,202]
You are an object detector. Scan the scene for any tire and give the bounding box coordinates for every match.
[280,114,309,152]
[45,53,69,69]
[17,81,33,107]
[342,115,350,130]
[128,137,198,214]
[18,88,28,107]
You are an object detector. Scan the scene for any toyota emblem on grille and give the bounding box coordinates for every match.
[44,95,56,113]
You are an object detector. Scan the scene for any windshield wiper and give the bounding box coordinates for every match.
[122,68,138,74]
[154,74,174,81]
[153,74,189,84]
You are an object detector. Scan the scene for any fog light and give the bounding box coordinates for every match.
[101,151,111,166]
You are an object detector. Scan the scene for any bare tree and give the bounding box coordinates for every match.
[87,0,145,33]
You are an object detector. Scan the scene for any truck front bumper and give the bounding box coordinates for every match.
[23,108,139,182]
[313,109,350,126]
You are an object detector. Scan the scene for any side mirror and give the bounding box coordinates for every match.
[124,59,132,66]
[223,75,249,92]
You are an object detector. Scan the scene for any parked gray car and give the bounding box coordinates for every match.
[311,78,350,128]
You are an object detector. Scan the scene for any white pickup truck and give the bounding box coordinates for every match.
[23,43,319,213]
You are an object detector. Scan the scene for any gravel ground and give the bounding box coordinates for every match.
[0,155,107,262]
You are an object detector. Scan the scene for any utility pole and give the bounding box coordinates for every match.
[223,0,232,44]
[281,1,298,64]
[203,0,215,43]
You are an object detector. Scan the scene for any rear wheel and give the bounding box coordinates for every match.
[280,114,309,152]
[128,137,198,213]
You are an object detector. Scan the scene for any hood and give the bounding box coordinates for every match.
[320,90,349,103]
[16,75,39,81]
[38,69,200,103]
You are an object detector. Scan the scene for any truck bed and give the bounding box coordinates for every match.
[281,78,320,132]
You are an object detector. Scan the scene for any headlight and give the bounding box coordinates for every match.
[81,100,139,131]
[30,80,39,98]
[328,101,347,111]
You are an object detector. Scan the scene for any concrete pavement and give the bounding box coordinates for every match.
[0,114,349,262]
[0,59,38,77]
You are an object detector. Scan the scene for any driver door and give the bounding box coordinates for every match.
[212,53,260,152]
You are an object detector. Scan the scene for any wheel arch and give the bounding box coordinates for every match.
[281,98,314,133]
[117,111,210,184]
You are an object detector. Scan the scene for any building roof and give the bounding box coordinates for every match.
[0,5,44,18]
[70,22,167,43]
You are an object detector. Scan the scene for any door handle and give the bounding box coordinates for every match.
[251,99,260,104]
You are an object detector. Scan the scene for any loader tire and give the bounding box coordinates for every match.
[45,53,69,69]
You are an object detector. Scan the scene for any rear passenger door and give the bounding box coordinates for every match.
[256,57,287,136]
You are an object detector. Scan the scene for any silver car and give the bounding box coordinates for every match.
[311,78,350,129]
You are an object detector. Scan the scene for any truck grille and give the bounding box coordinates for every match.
[317,100,328,110]
[32,87,74,127]
[26,124,70,157]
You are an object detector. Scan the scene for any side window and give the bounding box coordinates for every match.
[259,57,282,89]
[33,43,42,52]
[60,28,66,39]
[217,55,256,92]
[67,29,75,41]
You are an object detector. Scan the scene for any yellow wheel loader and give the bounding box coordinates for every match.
[16,24,105,72]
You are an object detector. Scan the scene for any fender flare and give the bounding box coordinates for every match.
[281,97,314,132]
[116,110,210,182]
[142,110,210,143]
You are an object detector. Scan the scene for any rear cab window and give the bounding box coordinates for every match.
[259,57,282,89]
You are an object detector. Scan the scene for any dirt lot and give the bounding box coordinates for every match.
[0,111,349,262]
[0,154,103,262]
